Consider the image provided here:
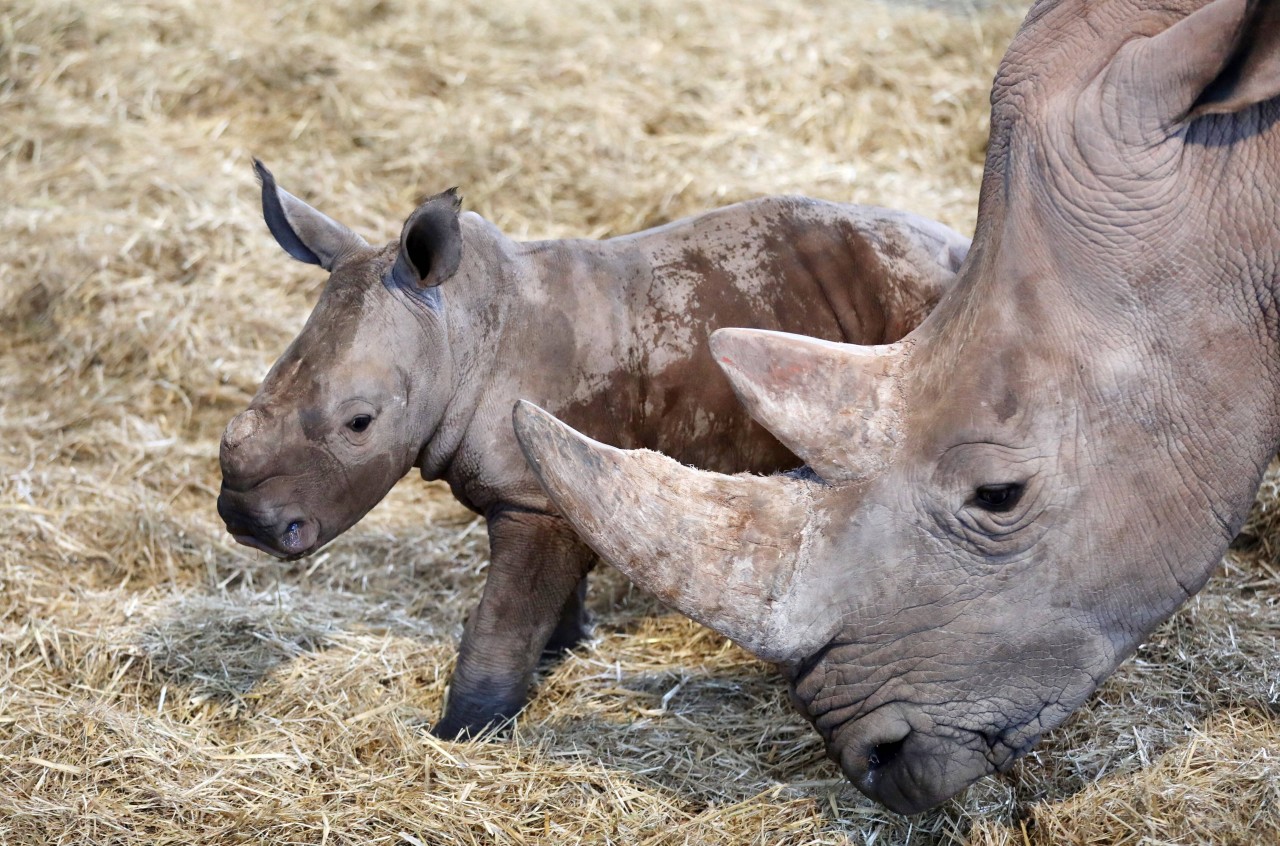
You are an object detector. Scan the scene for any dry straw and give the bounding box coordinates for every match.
[1,0,1277,843]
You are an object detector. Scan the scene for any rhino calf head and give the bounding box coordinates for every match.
[514,0,1280,814]
[217,162,463,558]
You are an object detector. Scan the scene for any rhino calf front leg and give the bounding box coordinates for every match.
[433,508,595,740]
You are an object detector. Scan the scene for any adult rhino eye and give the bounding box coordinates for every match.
[348,414,373,434]
[973,483,1023,512]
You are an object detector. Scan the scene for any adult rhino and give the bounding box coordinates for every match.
[513,0,1280,816]
[215,162,968,739]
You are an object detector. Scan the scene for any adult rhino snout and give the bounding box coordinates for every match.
[833,705,998,816]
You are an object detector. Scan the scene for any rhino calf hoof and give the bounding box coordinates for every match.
[431,681,528,742]
[430,707,520,742]
[542,617,591,660]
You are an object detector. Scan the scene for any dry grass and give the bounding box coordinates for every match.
[1,0,1277,842]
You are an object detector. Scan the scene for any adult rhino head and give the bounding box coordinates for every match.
[217,161,467,558]
[513,0,1280,815]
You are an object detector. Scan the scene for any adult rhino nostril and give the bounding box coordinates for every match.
[869,736,908,769]
[839,707,914,789]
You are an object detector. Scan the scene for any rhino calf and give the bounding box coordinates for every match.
[217,161,968,738]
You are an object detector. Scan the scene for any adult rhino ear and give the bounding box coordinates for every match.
[254,159,367,270]
[1126,0,1280,128]
[390,189,464,289]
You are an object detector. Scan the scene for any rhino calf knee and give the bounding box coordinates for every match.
[217,160,968,738]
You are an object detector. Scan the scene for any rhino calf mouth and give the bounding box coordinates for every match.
[231,532,288,558]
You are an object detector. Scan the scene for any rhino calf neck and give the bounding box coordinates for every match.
[217,160,968,738]
[511,0,1280,814]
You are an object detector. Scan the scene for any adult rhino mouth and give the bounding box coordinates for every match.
[227,531,306,560]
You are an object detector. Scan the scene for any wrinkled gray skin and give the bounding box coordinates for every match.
[512,0,1280,815]
[216,161,968,739]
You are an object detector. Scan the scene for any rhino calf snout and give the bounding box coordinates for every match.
[216,491,318,559]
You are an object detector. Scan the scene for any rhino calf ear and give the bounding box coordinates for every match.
[391,188,464,289]
[254,159,367,270]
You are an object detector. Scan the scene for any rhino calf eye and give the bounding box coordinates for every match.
[973,483,1022,512]
[348,414,373,433]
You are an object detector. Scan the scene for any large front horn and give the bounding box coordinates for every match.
[512,401,830,663]
[710,329,909,484]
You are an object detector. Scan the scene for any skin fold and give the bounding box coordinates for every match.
[513,0,1280,815]
[216,161,969,739]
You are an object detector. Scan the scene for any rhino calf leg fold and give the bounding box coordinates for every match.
[432,510,594,740]
[542,577,591,658]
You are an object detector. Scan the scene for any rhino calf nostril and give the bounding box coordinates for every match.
[284,521,302,547]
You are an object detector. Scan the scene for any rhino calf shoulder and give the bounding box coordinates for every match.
[217,161,969,739]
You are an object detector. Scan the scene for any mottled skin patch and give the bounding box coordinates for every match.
[217,168,968,738]
[511,0,1280,816]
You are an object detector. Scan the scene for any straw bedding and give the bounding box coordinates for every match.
[1,0,1277,842]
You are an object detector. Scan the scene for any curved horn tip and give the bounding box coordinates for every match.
[511,402,825,664]
[707,328,908,485]
[709,325,804,357]
[709,326,759,371]
[709,327,800,380]
[708,326,759,355]
[712,326,894,361]
[710,327,883,386]
[512,400,613,488]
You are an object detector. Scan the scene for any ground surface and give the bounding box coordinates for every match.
[2,0,1278,843]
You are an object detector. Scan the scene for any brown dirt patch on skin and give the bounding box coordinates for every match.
[2,0,1277,843]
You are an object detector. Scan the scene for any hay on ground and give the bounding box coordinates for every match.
[2,0,1277,843]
